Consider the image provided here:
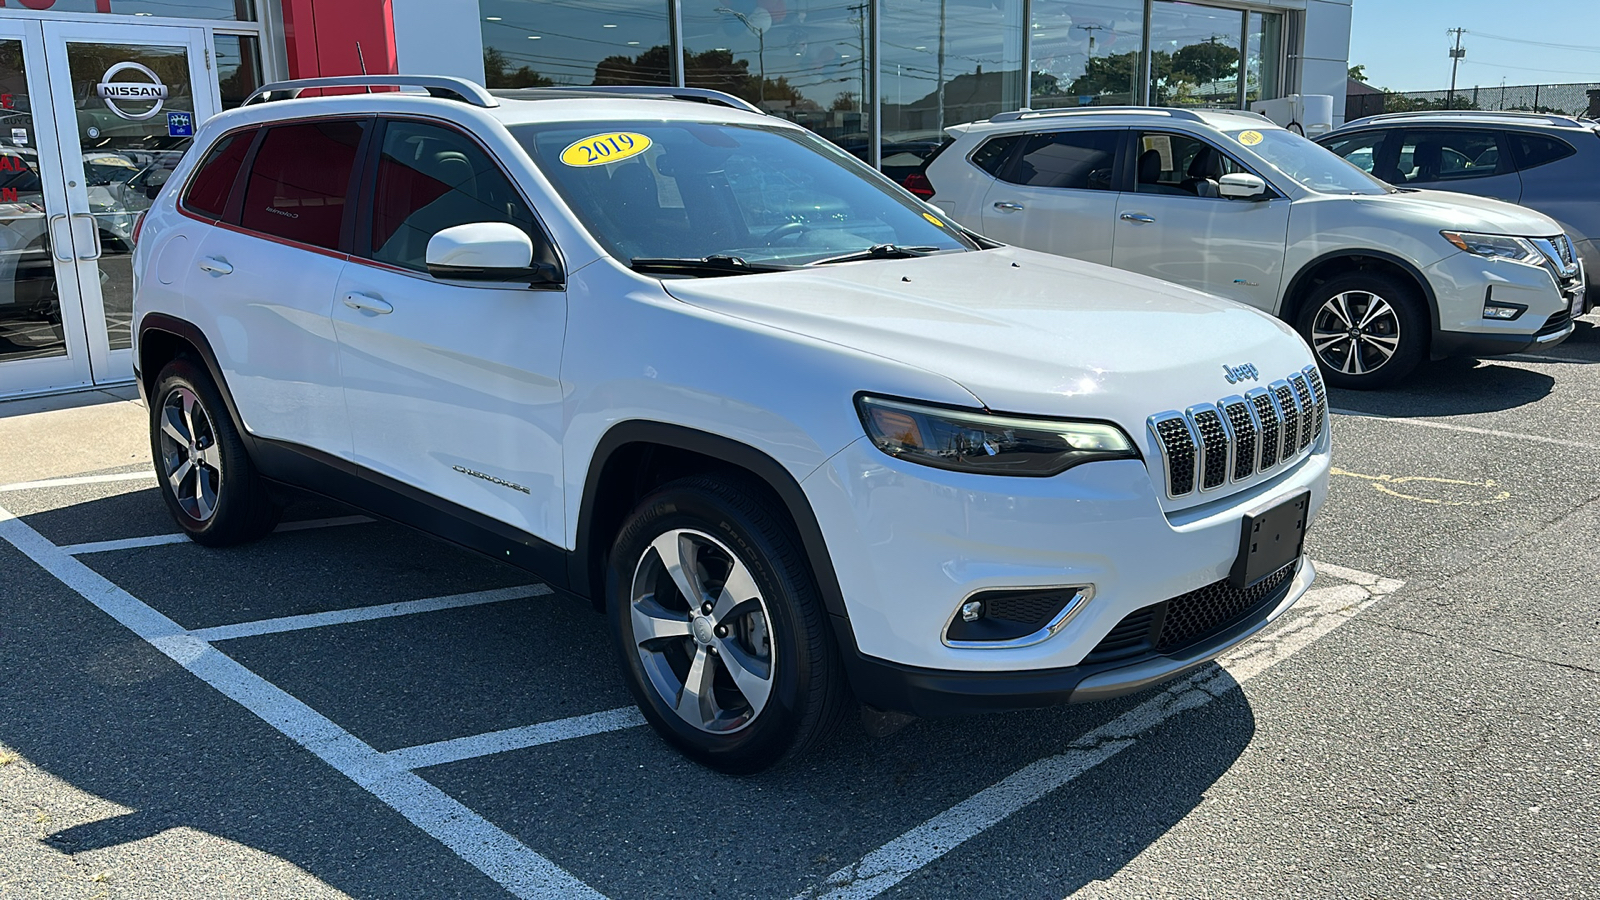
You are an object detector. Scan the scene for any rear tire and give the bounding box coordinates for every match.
[606,475,850,773]
[1295,270,1428,390]
[149,358,280,546]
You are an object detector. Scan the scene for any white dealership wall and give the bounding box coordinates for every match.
[1297,0,1355,125]
[391,0,483,84]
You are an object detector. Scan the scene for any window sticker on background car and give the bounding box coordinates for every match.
[922,212,946,227]
[1142,134,1173,169]
[560,131,651,167]
[1237,130,1264,146]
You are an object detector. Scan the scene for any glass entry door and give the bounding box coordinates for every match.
[0,20,90,396]
[0,19,214,397]
[42,21,213,387]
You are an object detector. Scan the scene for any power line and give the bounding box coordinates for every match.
[1461,58,1600,78]
[1465,30,1600,55]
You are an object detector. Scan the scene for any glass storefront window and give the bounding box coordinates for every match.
[1245,11,1281,106]
[1148,1,1241,108]
[1028,0,1144,110]
[214,33,261,110]
[878,0,1023,179]
[0,0,255,21]
[0,38,66,364]
[683,1,869,162]
[479,0,671,88]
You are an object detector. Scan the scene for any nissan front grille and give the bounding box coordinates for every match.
[1148,366,1327,499]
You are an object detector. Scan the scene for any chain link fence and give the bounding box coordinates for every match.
[1347,82,1600,121]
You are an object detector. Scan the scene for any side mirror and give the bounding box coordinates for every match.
[143,168,170,199]
[1218,172,1269,200]
[425,222,560,285]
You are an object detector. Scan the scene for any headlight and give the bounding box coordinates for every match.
[1441,231,1542,264]
[856,395,1138,477]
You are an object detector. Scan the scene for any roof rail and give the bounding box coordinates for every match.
[492,85,763,114]
[988,106,1208,124]
[242,75,498,108]
[1345,109,1588,129]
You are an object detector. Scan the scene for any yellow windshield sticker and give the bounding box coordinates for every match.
[1237,130,1264,146]
[560,132,651,167]
[922,212,946,227]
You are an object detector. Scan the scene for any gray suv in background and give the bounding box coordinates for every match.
[1318,111,1600,293]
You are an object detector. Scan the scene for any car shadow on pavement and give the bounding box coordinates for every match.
[1327,355,1555,418]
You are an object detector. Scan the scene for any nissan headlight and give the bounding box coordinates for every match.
[1441,231,1542,264]
[856,395,1138,477]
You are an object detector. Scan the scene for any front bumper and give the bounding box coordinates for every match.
[801,434,1329,682]
[1425,252,1584,358]
[841,556,1314,716]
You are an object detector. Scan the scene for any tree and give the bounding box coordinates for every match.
[482,47,553,89]
[593,46,804,106]
[1348,64,1368,83]
[1169,40,1239,86]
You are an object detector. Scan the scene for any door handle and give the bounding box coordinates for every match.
[992,202,1024,212]
[1120,212,1156,224]
[342,292,393,314]
[47,214,72,261]
[70,213,102,260]
[197,257,233,276]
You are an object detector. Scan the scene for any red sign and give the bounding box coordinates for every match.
[0,187,17,203]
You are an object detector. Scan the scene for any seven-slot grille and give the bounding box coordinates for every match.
[1148,366,1326,499]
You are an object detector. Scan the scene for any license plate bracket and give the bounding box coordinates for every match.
[1230,492,1309,589]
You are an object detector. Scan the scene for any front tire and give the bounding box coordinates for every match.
[1296,271,1428,390]
[606,475,849,773]
[149,358,280,546]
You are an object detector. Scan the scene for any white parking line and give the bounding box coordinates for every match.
[387,707,647,771]
[1330,407,1600,451]
[796,567,1402,900]
[190,584,552,643]
[59,515,377,556]
[0,503,603,900]
[0,470,155,493]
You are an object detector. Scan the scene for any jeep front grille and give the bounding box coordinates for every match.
[1148,366,1327,499]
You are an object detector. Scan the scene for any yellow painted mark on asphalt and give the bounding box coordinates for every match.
[1331,467,1511,506]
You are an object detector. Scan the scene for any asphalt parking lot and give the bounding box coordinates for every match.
[3,327,1599,899]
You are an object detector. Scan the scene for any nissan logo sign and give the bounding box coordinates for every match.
[95,61,168,121]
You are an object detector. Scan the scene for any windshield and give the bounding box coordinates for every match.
[510,120,974,267]
[1227,128,1391,196]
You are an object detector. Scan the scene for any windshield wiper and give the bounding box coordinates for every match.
[807,244,944,266]
[629,255,793,277]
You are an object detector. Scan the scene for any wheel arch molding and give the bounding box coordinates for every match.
[1280,248,1441,336]
[572,420,851,629]
[136,313,252,444]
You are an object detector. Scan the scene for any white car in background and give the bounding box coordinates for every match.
[134,77,1329,772]
[918,108,1586,389]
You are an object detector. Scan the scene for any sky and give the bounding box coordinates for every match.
[1348,0,1600,91]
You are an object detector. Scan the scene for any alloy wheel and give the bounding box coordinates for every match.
[157,386,222,522]
[629,528,775,734]
[1310,290,1402,376]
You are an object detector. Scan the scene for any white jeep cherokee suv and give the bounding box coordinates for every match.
[132,77,1330,772]
[918,107,1586,389]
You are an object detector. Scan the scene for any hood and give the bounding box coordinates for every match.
[1357,188,1564,237]
[661,246,1315,427]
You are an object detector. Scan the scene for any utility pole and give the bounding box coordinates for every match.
[1447,27,1465,108]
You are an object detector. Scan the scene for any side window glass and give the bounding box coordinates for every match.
[1509,133,1575,171]
[1133,132,1245,198]
[1003,130,1117,190]
[368,119,549,273]
[1396,130,1501,183]
[1321,131,1387,175]
[240,120,366,250]
[183,128,254,219]
[969,135,1019,176]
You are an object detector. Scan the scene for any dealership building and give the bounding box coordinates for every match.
[0,0,1350,398]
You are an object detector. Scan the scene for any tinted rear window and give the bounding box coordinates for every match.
[1509,133,1576,170]
[970,135,1020,176]
[240,120,366,250]
[1005,130,1119,190]
[183,129,253,219]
